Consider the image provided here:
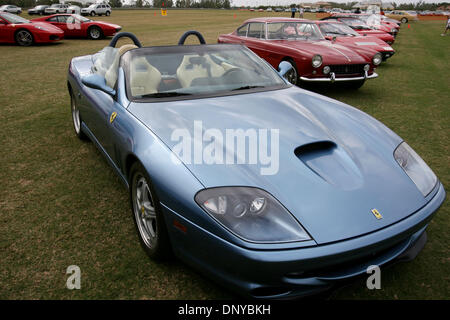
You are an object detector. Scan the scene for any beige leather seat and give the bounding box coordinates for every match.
[176,54,226,88]
[129,56,162,96]
[105,44,138,88]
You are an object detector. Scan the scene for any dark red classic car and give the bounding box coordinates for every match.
[31,14,121,40]
[218,18,379,89]
[315,20,395,61]
[321,16,395,44]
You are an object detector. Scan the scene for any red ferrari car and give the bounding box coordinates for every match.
[218,18,380,89]
[331,13,399,36]
[32,14,121,40]
[0,12,63,46]
[315,20,395,61]
[322,16,395,45]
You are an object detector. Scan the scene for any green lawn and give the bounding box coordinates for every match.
[0,10,448,300]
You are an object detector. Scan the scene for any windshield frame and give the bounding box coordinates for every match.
[120,44,290,103]
[266,21,325,41]
[0,12,29,24]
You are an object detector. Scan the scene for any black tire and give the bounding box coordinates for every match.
[88,26,103,40]
[282,58,299,86]
[70,91,88,140]
[129,162,172,260]
[346,80,365,90]
[401,17,408,23]
[106,11,110,16]
[90,11,95,16]
[15,29,34,46]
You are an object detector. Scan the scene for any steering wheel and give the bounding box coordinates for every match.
[109,32,142,48]
[178,31,206,45]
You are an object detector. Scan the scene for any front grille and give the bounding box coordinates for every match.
[329,64,365,75]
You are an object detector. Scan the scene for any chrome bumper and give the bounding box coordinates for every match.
[300,71,378,83]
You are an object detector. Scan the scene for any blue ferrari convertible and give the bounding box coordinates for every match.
[67,31,445,298]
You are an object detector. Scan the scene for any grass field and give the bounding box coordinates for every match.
[0,9,448,300]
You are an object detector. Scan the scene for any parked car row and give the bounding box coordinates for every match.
[218,15,400,89]
[67,30,445,299]
[0,3,112,17]
[0,12,121,46]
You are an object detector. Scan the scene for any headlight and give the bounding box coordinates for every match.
[363,64,370,72]
[394,142,437,196]
[195,187,311,243]
[34,25,48,31]
[372,53,382,66]
[311,54,322,68]
[391,28,396,32]
[323,66,331,74]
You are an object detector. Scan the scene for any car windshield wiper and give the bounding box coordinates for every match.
[140,92,192,98]
[231,85,265,91]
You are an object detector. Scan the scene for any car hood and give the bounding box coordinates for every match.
[270,39,368,64]
[334,36,394,51]
[128,87,429,244]
[92,21,120,29]
[27,21,64,33]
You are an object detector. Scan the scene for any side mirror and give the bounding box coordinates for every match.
[278,61,294,77]
[81,74,116,96]
[332,36,337,42]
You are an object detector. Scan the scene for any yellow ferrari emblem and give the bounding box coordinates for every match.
[110,112,117,124]
[371,209,383,220]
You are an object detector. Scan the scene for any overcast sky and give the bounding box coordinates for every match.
[231,0,442,6]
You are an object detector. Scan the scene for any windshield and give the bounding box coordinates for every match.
[0,12,29,23]
[68,14,90,23]
[318,22,360,37]
[340,18,372,30]
[267,22,324,40]
[121,45,287,101]
[88,4,96,8]
[51,4,60,8]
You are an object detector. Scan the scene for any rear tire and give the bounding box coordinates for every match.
[15,29,34,46]
[88,26,103,40]
[401,17,408,23]
[70,91,88,140]
[106,11,110,16]
[130,162,172,261]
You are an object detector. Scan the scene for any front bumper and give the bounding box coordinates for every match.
[300,71,378,83]
[163,182,445,299]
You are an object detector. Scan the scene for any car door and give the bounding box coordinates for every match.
[66,15,84,37]
[0,17,10,42]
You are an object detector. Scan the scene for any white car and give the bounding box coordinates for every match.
[67,5,81,14]
[81,4,111,16]
[45,4,69,14]
[0,5,22,14]
[266,8,272,12]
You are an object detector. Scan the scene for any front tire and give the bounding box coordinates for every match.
[15,30,34,46]
[90,11,95,16]
[282,58,299,86]
[88,26,103,40]
[401,17,408,23]
[130,162,172,260]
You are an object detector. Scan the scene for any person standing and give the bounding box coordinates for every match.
[291,6,296,18]
[442,16,450,36]
[299,7,304,18]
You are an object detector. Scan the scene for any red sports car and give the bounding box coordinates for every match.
[322,16,395,45]
[0,12,63,46]
[218,18,380,89]
[315,20,395,61]
[32,14,121,40]
[331,13,399,36]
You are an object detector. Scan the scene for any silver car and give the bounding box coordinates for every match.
[44,4,68,14]
[0,5,22,14]
[81,4,111,16]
